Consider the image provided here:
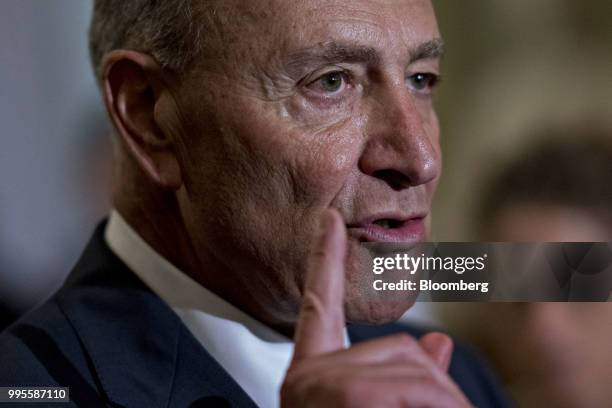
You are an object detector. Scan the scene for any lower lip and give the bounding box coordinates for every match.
[347,218,427,243]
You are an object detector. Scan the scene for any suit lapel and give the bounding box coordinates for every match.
[57,223,258,408]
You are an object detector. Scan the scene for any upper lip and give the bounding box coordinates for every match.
[346,211,428,228]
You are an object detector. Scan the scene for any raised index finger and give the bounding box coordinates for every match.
[291,209,347,363]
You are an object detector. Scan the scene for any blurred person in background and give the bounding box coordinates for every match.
[440,125,612,408]
[478,126,612,243]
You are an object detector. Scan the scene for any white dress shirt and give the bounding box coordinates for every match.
[104,210,349,408]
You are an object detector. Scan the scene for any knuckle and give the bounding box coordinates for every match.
[393,333,417,347]
[419,371,442,388]
[311,246,329,261]
[309,245,331,268]
[388,333,436,364]
[390,333,420,358]
[299,293,325,319]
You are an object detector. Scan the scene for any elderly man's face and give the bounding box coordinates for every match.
[171,0,442,325]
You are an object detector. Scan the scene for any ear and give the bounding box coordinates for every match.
[101,50,182,190]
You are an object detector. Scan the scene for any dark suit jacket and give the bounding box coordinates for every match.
[0,301,16,333]
[0,223,511,407]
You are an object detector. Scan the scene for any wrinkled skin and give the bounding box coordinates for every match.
[161,0,442,331]
[106,0,442,333]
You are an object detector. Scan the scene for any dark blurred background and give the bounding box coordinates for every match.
[0,1,611,406]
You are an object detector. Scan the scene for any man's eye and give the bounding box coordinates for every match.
[307,71,349,94]
[407,73,439,94]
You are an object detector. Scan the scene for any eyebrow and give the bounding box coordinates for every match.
[284,38,445,77]
[410,38,445,63]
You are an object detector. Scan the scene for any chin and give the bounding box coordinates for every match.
[344,298,415,326]
[342,242,417,325]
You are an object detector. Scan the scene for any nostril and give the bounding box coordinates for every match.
[372,169,412,191]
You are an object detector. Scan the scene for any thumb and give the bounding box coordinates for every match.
[419,332,454,372]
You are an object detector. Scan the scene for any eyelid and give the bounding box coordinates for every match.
[301,66,353,87]
[407,71,440,80]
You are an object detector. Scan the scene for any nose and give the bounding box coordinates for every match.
[359,89,441,190]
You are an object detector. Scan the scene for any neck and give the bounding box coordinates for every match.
[113,180,299,338]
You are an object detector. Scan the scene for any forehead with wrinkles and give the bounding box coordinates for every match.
[197,0,439,70]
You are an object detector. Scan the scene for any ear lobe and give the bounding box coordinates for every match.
[102,50,182,191]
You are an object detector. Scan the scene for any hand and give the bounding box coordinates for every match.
[281,209,473,407]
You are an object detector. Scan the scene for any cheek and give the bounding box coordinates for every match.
[289,129,360,206]
[282,91,365,203]
[228,101,363,210]
[201,106,361,239]
[425,109,442,192]
[181,81,365,267]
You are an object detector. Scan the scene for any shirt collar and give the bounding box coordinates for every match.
[104,210,349,408]
[104,209,287,342]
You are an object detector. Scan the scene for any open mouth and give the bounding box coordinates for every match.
[372,218,406,229]
[347,215,427,243]
[347,211,427,243]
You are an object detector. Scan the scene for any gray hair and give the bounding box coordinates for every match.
[89,0,204,80]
